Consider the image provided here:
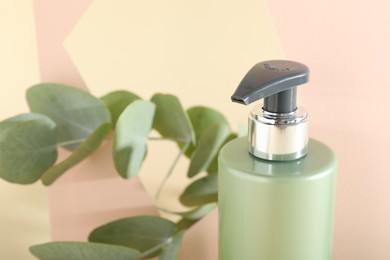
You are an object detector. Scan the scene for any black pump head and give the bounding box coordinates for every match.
[231,60,309,113]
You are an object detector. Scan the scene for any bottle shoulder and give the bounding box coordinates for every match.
[219,136,337,180]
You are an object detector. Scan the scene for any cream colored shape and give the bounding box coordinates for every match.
[63,0,283,204]
[64,0,282,108]
[64,1,283,258]
[0,2,50,260]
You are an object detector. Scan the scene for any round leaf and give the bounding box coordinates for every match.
[160,203,216,221]
[187,106,229,142]
[183,106,230,158]
[177,203,217,220]
[89,216,177,259]
[205,133,238,174]
[30,242,141,260]
[151,94,194,144]
[175,203,217,230]
[159,230,185,260]
[27,83,111,151]
[41,123,111,186]
[0,114,57,184]
[180,174,218,207]
[187,124,230,177]
[114,100,155,178]
[100,90,141,127]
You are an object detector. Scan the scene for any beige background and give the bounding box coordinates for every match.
[0,2,50,260]
[53,1,282,260]
[1,0,390,259]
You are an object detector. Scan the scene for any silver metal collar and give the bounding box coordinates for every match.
[248,106,308,161]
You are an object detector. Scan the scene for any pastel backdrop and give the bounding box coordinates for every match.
[266,1,390,258]
[0,2,50,260]
[1,1,389,259]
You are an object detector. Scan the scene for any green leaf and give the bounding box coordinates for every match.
[173,203,217,231]
[206,133,238,174]
[89,216,177,259]
[0,114,57,184]
[180,174,218,207]
[30,242,141,260]
[41,123,111,186]
[176,203,217,220]
[176,218,198,232]
[114,100,155,178]
[187,106,229,142]
[160,203,216,221]
[27,83,111,151]
[100,90,141,127]
[187,124,230,177]
[159,231,185,260]
[183,106,230,158]
[151,94,194,144]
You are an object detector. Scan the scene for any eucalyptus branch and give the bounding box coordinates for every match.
[155,141,190,200]
[0,84,233,259]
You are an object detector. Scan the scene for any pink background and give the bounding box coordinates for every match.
[267,1,390,258]
[3,0,384,260]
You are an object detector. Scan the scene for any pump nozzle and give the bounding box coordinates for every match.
[232,60,310,161]
[231,60,309,113]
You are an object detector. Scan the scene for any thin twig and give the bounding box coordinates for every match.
[155,142,189,200]
[139,237,173,259]
[56,138,86,147]
[148,136,187,142]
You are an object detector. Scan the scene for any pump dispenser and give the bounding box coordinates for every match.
[232,60,309,161]
[218,60,338,260]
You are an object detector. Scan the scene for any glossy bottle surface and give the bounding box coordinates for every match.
[218,137,337,260]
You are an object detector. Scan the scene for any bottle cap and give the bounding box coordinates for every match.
[232,60,309,161]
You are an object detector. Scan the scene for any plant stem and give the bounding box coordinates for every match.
[139,237,173,259]
[56,138,86,147]
[148,136,187,142]
[155,142,189,200]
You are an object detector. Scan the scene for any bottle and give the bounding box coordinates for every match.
[218,60,337,260]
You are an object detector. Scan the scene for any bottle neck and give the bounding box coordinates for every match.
[263,88,297,113]
[248,106,309,161]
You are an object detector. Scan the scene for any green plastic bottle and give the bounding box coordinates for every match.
[218,60,337,260]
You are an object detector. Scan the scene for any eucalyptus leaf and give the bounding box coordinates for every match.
[173,203,217,231]
[41,123,111,186]
[0,114,57,184]
[187,124,230,177]
[176,218,198,231]
[30,242,141,260]
[206,133,238,174]
[151,94,194,144]
[180,174,218,207]
[176,203,217,230]
[187,106,229,142]
[100,90,141,127]
[176,203,217,220]
[89,216,177,259]
[27,83,111,151]
[159,230,185,260]
[160,203,216,221]
[114,100,155,178]
[184,106,230,158]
